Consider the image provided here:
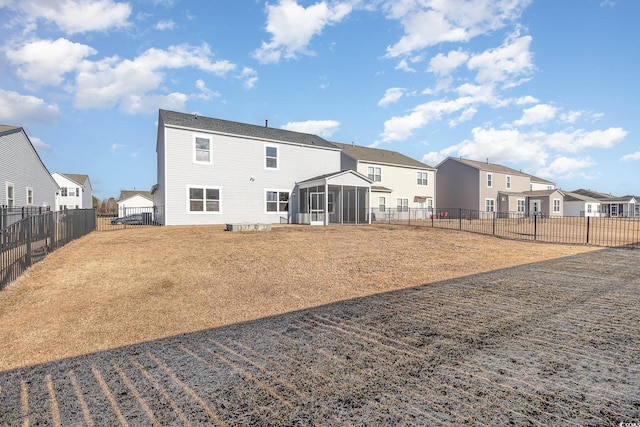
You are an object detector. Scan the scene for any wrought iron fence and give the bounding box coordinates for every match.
[1,209,96,289]
[371,207,640,248]
[0,205,52,229]
[95,206,164,231]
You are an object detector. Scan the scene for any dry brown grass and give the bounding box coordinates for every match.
[0,224,599,371]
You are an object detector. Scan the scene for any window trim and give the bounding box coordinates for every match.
[265,144,279,170]
[417,171,428,186]
[193,134,212,164]
[487,173,493,188]
[367,166,381,182]
[26,187,33,205]
[396,197,409,212]
[265,189,289,213]
[553,198,561,213]
[378,196,386,212]
[186,185,222,214]
[6,182,14,207]
[506,175,511,189]
[517,198,525,212]
[485,198,495,212]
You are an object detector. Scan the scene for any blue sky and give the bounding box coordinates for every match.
[1,0,638,200]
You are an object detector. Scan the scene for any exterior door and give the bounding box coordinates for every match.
[611,204,618,217]
[310,192,325,226]
[530,200,541,216]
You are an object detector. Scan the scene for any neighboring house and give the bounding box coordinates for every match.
[571,189,637,217]
[116,190,154,217]
[563,191,603,217]
[154,109,371,226]
[332,142,437,217]
[0,125,58,211]
[436,157,562,216]
[51,172,93,211]
[528,174,556,191]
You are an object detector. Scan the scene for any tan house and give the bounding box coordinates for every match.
[436,157,562,216]
[332,142,437,219]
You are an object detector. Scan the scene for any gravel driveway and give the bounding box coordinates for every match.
[1,248,639,426]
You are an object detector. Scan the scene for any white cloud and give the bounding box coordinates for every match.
[253,0,352,64]
[154,19,176,30]
[395,59,416,72]
[378,87,405,106]
[621,151,640,161]
[29,136,53,153]
[513,103,557,126]
[467,33,534,87]
[385,0,532,57]
[195,79,220,101]
[111,143,124,152]
[6,38,96,86]
[0,89,59,124]
[73,44,236,112]
[448,107,477,127]
[514,95,538,105]
[17,0,132,34]
[281,119,340,138]
[535,156,596,179]
[239,67,258,89]
[429,49,469,76]
[544,128,627,152]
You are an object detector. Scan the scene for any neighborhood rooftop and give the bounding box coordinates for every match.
[159,109,338,149]
[331,142,435,170]
[448,157,531,176]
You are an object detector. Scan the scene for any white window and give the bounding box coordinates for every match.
[26,187,33,205]
[417,171,428,186]
[265,145,278,169]
[587,204,592,213]
[517,199,525,212]
[266,190,289,213]
[547,185,552,190]
[397,198,408,212]
[427,198,433,210]
[77,187,81,197]
[368,166,381,182]
[6,183,14,207]
[194,136,211,163]
[68,188,76,197]
[485,198,495,212]
[327,193,334,214]
[506,176,511,189]
[487,173,492,188]
[188,186,220,212]
[553,199,560,213]
[529,183,533,191]
[378,196,386,211]
[61,187,68,197]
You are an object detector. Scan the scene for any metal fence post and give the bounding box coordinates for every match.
[459,208,462,230]
[534,214,537,241]
[586,216,590,245]
[25,219,32,267]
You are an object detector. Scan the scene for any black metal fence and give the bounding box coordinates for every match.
[0,206,52,229]
[1,209,96,289]
[372,207,640,248]
[95,206,164,231]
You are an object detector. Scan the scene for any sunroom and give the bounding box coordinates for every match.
[295,170,372,225]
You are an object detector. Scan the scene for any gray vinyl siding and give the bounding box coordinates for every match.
[162,126,341,225]
[340,153,358,171]
[154,117,167,224]
[0,129,58,208]
[436,160,478,210]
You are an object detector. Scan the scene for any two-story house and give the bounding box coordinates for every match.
[436,157,564,217]
[154,109,372,226]
[0,125,58,213]
[51,173,93,211]
[332,142,437,218]
[570,189,637,217]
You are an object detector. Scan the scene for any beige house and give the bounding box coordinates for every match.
[332,142,437,219]
[436,157,562,216]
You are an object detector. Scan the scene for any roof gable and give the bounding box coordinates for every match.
[332,142,434,169]
[444,157,529,176]
[118,190,152,202]
[159,109,338,149]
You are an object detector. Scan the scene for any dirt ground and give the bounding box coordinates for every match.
[0,231,638,425]
[0,225,597,371]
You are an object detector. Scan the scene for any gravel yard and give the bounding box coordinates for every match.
[1,225,637,425]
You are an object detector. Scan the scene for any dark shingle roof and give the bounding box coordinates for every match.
[448,157,529,176]
[563,191,601,203]
[332,142,434,169]
[64,174,89,185]
[118,190,152,202]
[159,109,338,149]
[0,125,21,135]
[527,174,554,184]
